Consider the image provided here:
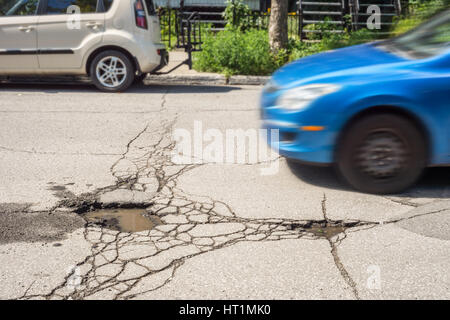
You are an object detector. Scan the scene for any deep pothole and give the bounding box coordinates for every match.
[83,208,162,233]
[287,220,361,239]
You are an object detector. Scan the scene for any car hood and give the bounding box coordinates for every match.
[271,43,407,88]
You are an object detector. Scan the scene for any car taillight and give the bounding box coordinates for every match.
[134,0,148,29]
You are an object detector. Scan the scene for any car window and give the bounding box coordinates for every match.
[45,0,98,14]
[0,0,38,16]
[381,9,450,59]
[103,0,112,12]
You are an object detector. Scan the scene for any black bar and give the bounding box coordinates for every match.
[0,49,74,55]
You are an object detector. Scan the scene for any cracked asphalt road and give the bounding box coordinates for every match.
[0,83,449,300]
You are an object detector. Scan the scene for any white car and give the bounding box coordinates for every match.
[0,0,168,91]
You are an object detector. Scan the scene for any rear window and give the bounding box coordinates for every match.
[144,0,155,15]
[46,0,98,14]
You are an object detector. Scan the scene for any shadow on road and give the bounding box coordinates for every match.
[0,81,242,94]
[287,160,450,198]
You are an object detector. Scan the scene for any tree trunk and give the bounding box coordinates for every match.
[269,0,289,52]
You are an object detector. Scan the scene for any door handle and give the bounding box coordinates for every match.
[86,22,102,29]
[18,26,34,32]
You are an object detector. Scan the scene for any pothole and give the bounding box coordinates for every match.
[287,221,360,239]
[83,208,162,233]
[307,224,346,239]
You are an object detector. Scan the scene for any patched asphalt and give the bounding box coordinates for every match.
[0,203,84,245]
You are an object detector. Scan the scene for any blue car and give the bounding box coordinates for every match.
[261,9,450,194]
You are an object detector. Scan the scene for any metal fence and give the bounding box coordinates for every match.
[154,0,262,10]
[158,0,409,48]
[158,8,305,45]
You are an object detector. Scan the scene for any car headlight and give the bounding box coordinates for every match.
[263,79,280,93]
[277,84,340,111]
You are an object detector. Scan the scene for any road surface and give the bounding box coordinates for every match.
[0,82,449,299]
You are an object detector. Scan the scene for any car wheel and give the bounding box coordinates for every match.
[134,73,148,84]
[90,50,134,92]
[336,113,427,194]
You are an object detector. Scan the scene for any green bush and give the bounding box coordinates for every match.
[194,27,382,76]
[193,29,278,76]
[324,29,379,49]
[288,28,378,61]
[223,0,255,31]
[304,17,338,41]
[289,41,325,60]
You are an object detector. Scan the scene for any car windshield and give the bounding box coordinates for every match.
[380,9,450,59]
[0,0,38,16]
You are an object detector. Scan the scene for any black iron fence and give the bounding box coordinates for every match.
[158,9,310,43]
[157,0,409,49]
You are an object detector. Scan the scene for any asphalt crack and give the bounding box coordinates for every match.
[15,91,441,300]
[19,115,374,299]
[384,197,420,208]
[321,193,360,300]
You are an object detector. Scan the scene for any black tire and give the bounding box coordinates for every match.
[134,73,148,84]
[90,50,135,92]
[336,113,427,194]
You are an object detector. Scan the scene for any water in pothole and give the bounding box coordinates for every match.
[288,222,348,239]
[308,224,346,239]
[83,209,162,233]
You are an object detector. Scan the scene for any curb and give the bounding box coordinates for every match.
[146,74,269,86]
[146,74,226,85]
[228,75,270,86]
[1,74,269,87]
